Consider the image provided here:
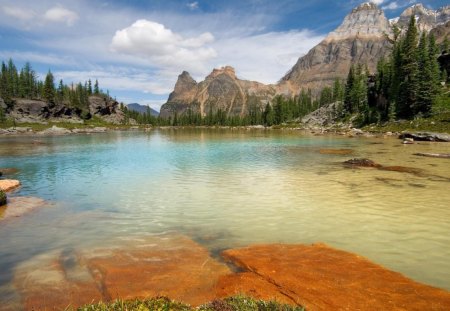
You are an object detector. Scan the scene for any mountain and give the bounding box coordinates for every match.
[395,4,450,33]
[160,2,450,119]
[280,2,392,95]
[127,103,159,116]
[160,66,276,118]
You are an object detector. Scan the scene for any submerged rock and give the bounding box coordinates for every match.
[0,197,47,220]
[221,243,450,310]
[0,168,20,175]
[0,190,6,206]
[399,132,450,142]
[13,235,231,310]
[343,158,381,167]
[0,179,21,192]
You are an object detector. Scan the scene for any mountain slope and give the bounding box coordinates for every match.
[280,2,392,95]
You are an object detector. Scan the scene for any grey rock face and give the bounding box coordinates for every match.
[281,2,392,95]
[88,95,126,124]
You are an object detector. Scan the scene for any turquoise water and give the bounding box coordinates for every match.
[0,129,450,299]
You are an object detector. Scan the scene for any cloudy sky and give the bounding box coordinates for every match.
[0,0,447,110]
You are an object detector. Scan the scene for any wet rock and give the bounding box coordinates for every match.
[414,153,450,159]
[0,168,19,175]
[221,243,450,311]
[0,197,47,220]
[0,179,21,192]
[87,235,231,306]
[13,251,103,311]
[380,165,425,176]
[319,148,353,155]
[13,235,231,310]
[399,132,450,142]
[343,158,381,168]
[403,138,414,144]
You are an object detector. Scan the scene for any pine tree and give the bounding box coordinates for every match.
[344,65,356,115]
[397,15,419,118]
[87,79,93,95]
[43,70,55,104]
[94,79,99,94]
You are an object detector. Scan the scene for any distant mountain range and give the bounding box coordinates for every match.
[160,2,450,119]
[127,103,159,116]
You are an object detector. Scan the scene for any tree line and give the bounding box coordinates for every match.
[342,16,448,126]
[0,59,108,120]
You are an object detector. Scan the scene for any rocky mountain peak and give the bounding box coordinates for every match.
[206,66,237,80]
[397,3,450,32]
[325,2,391,42]
[352,2,378,13]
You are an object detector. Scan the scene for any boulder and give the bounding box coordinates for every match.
[0,179,21,192]
[88,95,127,124]
[38,125,71,135]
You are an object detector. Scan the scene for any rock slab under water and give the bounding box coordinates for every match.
[11,237,450,310]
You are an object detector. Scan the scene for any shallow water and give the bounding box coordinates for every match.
[0,129,449,301]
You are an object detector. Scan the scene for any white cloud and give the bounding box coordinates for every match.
[212,30,324,84]
[370,0,385,5]
[382,2,399,10]
[110,19,217,74]
[187,2,199,10]
[44,7,79,26]
[2,6,35,20]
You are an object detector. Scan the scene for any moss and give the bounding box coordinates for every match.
[0,190,6,206]
[73,296,304,311]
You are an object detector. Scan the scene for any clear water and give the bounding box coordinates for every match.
[0,129,449,298]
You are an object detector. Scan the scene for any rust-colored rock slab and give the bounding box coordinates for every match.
[0,180,20,192]
[221,243,450,310]
[13,235,231,310]
[0,197,47,220]
[87,235,231,306]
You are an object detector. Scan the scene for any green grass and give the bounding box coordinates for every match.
[363,112,450,134]
[72,296,305,311]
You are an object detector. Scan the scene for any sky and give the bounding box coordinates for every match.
[0,0,448,111]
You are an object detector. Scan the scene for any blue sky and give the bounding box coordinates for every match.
[0,0,448,110]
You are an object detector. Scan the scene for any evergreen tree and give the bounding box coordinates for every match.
[397,15,419,118]
[344,65,356,114]
[87,79,93,95]
[263,102,274,126]
[43,70,55,104]
[94,79,99,94]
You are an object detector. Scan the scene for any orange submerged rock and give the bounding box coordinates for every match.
[221,243,450,310]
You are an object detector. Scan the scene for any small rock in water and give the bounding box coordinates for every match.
[403,138,414,144]
[343,158,381,168]
[0,179,21,192]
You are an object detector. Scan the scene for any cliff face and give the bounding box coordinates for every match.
[280,2,392,95]
[160,66,276,118]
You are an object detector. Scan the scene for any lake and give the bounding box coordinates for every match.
[0,129,449,306]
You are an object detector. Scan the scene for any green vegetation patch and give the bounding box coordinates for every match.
[74,296,304,311]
